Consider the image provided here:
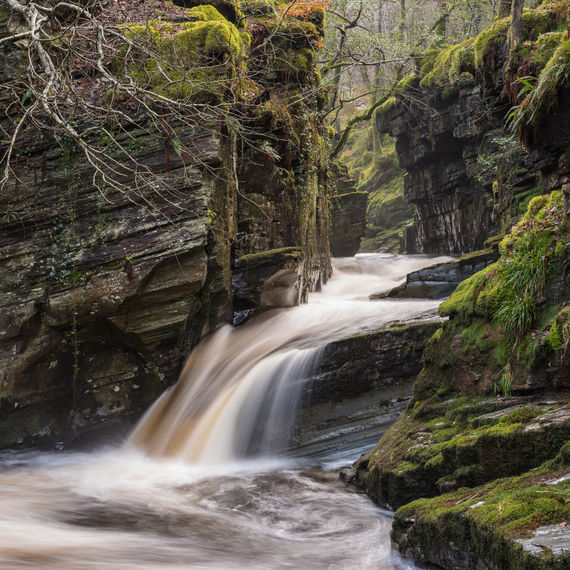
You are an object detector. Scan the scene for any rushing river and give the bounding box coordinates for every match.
[0,254,450,569]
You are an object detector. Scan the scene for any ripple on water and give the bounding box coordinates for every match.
[0,450,419,569]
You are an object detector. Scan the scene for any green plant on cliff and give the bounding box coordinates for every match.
[441,191,566,342]
[507,38,570,145]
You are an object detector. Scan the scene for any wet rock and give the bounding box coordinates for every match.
[231,247,304,322]
[0,126,230,449]
[516,524,570,558]
[302,321,441,407]
[391,460,570,570]
[370,249,499,300]
[339,466,356,483]
[292,321,440,459]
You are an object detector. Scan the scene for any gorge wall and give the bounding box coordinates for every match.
[0,0,331,448]
[373,1,570,255]
[353,3,570,567]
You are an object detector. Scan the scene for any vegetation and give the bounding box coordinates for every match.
[440,191,567,347]
[393,452,570,569]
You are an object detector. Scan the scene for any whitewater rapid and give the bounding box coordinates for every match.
[0,253,451,569]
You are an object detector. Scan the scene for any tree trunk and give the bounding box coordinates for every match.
[398,0,406,42]
[434,0,447,42]
[372,0,384,96]
[510,0,523,49]
[498,0,511,18]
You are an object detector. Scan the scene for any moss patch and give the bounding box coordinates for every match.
[392,455,570,569]
[122,5,248,100]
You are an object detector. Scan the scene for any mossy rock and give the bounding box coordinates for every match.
[440,191,567,347]
[268,20,321,50]
[171,0,244,25]
[392,454,570,569]
[122,5,248,100]
[419,38,475,88]
[274,47,316,84]
[355,395,570,510]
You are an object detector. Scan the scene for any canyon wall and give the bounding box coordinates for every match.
[0,0,331,448]
[373,3,570,254]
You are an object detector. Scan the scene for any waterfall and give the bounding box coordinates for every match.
[129,254,451,464]
[0,253,450,570]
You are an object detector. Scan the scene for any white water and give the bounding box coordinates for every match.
[130,254,450,463]
[0,254,451,569]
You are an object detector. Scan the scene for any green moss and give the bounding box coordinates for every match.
[439,263,498,319]
[275,47,317,83]
[180,0,244,25]
[531,31,564,67]
[393,458,570,568]
[474,17,510,69]
[394,460,420,476]
[545,306,570,358]
[419,38,475,88]
[394,74,416,94]
[373,96,397,124]
[461,320,495,353]
[268,20,321,49]
[441,191,565,344]
[122,6,247,100]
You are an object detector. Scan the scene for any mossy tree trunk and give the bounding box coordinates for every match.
[498,0,511,18]
[510,0,524,49]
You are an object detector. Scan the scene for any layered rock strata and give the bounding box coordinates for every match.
[294,321,441,458]
[0,0,331,448]
[374,3,570,254]
[328,163,367,257]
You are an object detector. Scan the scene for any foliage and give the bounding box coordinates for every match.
[419,38,475,88]
[507,38,570,145]
[440,191,566,341]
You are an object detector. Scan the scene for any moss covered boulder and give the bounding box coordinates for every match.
[392,451,570,569]
[353,190,570,568]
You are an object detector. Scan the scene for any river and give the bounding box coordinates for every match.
[0,254,450,569]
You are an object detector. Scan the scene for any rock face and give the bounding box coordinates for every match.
[0,126,231,448]
[329,191,368,256]
[0,2,331,449]
[328,163,367,256]
[374,15,570,255]
[293,321,441,458]
[371,248,499,300]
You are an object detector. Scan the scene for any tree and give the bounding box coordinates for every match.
[510,0,523,49]
[0,0,252,201]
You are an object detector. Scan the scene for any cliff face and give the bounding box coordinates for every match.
[354,5,570,567]
[0,0,331,448]
[374,3,570,254]
[328,163,367,257]
[0,125,234,447]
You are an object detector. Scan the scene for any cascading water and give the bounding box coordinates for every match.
[129,254,449,464]
[0,254,451,569]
